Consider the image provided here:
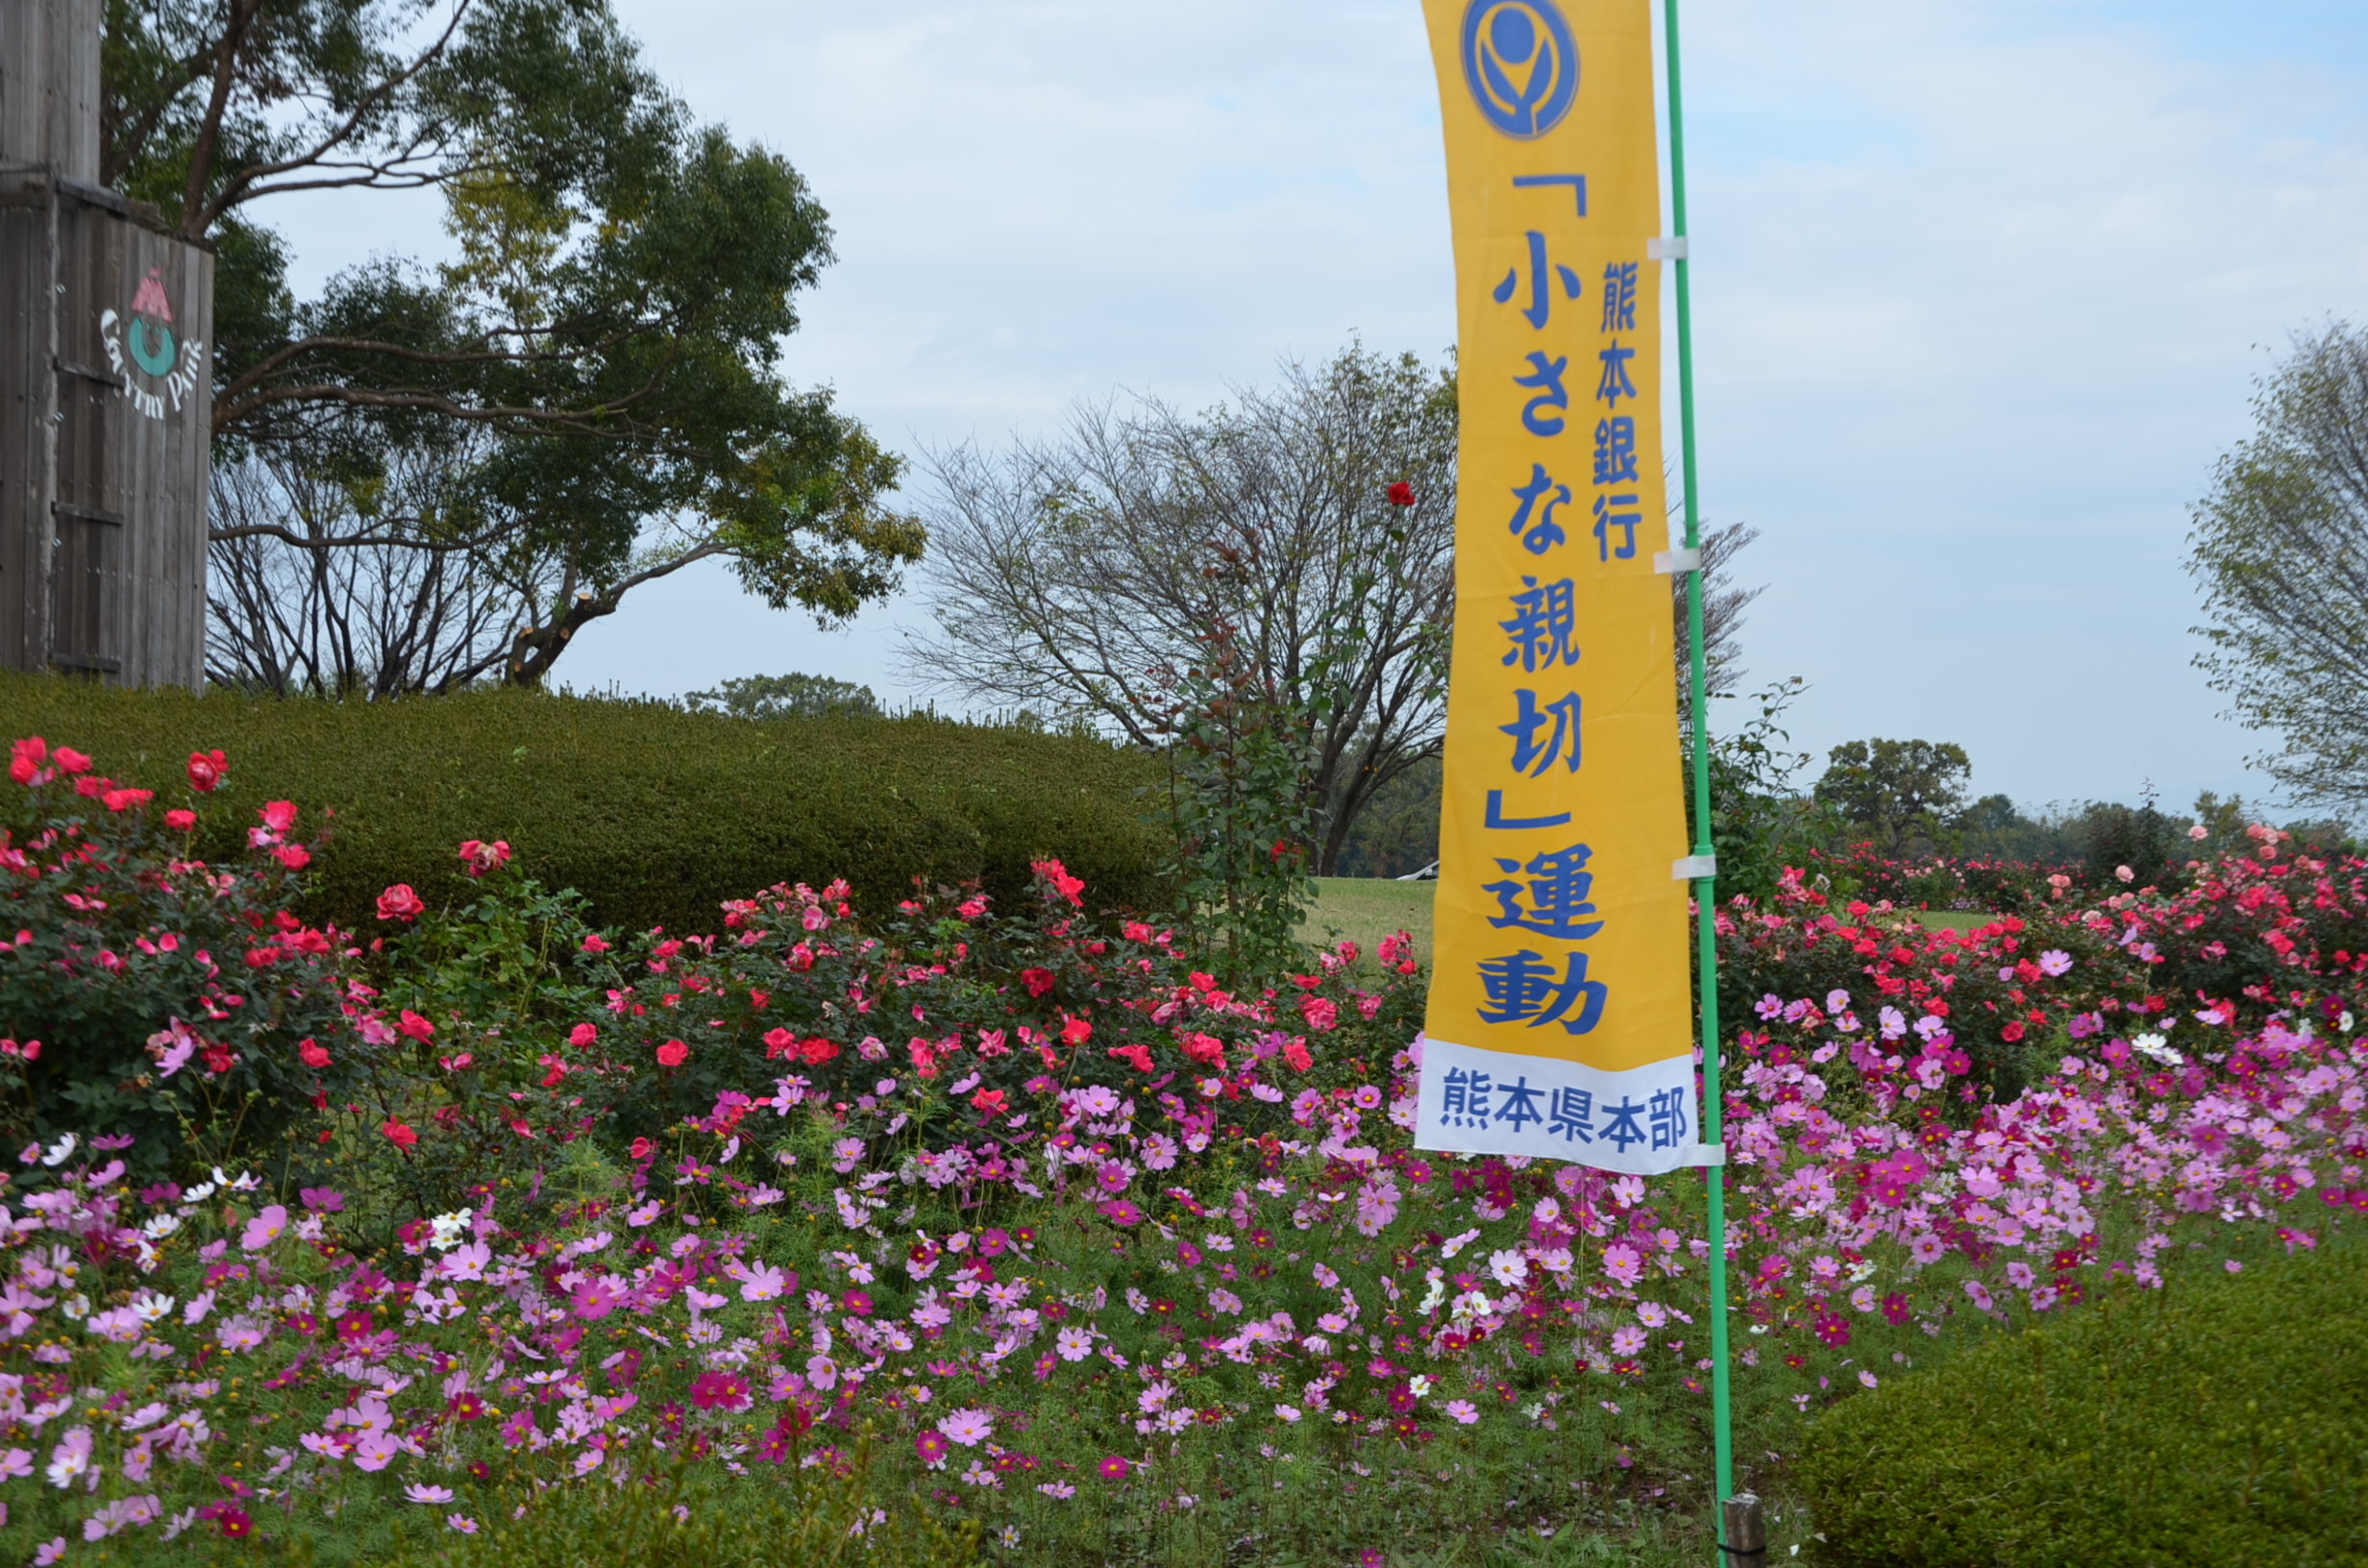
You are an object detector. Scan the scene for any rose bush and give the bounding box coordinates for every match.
[0,741,364,1182]
[0,733,2360,1565]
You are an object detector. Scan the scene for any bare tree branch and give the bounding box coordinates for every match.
[903,349,1457,872]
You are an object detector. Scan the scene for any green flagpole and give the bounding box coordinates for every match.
[1658,0,1736,1538]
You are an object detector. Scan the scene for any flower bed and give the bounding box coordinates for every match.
[0,738,2360,1565]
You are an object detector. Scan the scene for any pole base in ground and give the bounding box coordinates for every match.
[1719,1492,1767,1568]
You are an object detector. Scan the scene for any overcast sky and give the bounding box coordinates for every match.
[278,0,2368,820]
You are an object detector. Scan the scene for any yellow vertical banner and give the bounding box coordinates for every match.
[1415,0,1698,1173]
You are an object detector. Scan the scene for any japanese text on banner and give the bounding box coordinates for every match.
[1415,0,1695,1174]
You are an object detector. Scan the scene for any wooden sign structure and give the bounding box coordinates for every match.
[0,0,210,688]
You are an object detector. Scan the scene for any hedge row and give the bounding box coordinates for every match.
[0,674,1173,935]
[1796,1238,2368,1568]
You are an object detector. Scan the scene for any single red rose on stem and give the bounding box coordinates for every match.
[1386,481,1417,507]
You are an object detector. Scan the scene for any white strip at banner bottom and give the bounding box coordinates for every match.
[1413,1037,1707,1175]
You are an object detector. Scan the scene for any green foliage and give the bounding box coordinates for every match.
[1693,678,1833,903]
[1330,754,1442,879]
[109,0,926,692]
[1813,738,1971,855]
[2188,321,2368,814]
[2080,792,2182,889]
[682,672,883,720]
[0,746,358,1181]
[1146,625,1319,986]
[1797,1239,2368,1568]
[411,1453,979,1568]
[0,674,1170,934]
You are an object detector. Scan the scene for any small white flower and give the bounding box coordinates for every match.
[38,1134,77,1167]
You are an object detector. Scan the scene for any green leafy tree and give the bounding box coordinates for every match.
[104,0,924,692]
[680,672,882,721]
[2188,322,2368,812]
[1813,737,1971,855]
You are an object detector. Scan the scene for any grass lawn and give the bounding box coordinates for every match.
[1304,875,1435,957]
[1912,909,1995,932]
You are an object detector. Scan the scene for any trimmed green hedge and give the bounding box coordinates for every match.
[0,673,1171,934]
[1797,1238,2368,1568]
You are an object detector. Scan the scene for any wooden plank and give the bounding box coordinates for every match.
[55,205,211,690]
[0,0,102,180]
[0,200,40,668]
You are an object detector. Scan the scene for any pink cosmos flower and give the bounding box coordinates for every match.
[239,1204,289,1252]
[351,1432,402,1472]
[940,1408,995,1447]
[405,1483,456,1505]
[915,1430,950,1466]
[1444,1400,1480,1425]
[1098,1455,1130,1481]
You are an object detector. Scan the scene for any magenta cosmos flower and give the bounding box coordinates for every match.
[688,1372,750,1411]
[914,1430,950,1465]
[1098,1455,1130,1481]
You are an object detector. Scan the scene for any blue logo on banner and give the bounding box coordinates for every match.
[1461,1,1578,139]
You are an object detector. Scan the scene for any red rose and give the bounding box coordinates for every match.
[970,1088,1008,1115]
[1021,967,1056,998]
[186,748,227,793]
[629,1137,655,1160]
[375,884,425,922]
[382,1118,419,1149]
[456,839,511,877]
[53,747,90,775]
[397,1010,435,1041]
[1386,481,1417,507]
[655,1039,688,1066]
[297,1039,331,1069]
[9,737,47,786]
[164,808,196,832]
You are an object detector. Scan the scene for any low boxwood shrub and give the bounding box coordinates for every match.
[1796,1238,2368,1568]
[0,674,1171,930]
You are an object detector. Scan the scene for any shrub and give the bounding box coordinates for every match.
[1796,1238,2368,1568]
[0,674,1171,933]
[0,738,359,1180]
[346,854,1427,1215]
